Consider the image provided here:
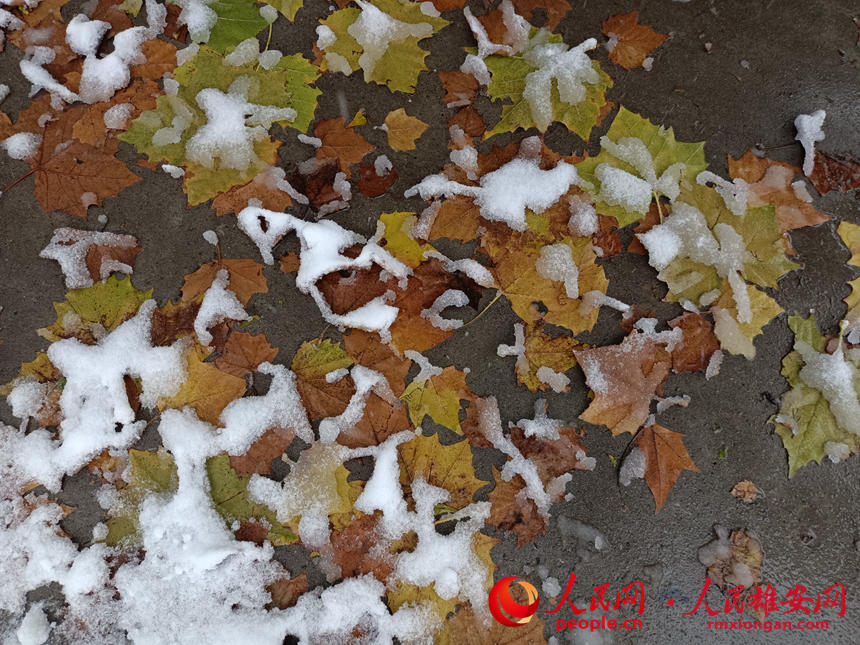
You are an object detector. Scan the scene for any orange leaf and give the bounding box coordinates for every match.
[344,329,411,397]
[211,176,292,216]
[314,117,374,176]
[637,424,698,512]
[278,252,300,274]
[668,313,720,374]
[72,79,160,147]
[728,150,829,232]
[181,258,268,306]
[487,468,546,547]
[214,331,278,377]
[229,426,294,476]
[129,39,178,81]
[574,333,671,436]
[809,150,860,195]
[438,70,478,107]
[602,10,669,70]
[267,573,309,610]
[336,393,412,448]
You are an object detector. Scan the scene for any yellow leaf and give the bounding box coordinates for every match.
[384,108,429,151]
[400,366,472,433]
[377,212,435,268]
[158,345,247,425]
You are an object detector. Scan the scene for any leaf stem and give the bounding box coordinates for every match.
[1,168,36,198]
[461,290,503,329]
[653,191,663,224]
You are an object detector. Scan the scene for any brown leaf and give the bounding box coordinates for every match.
[637,423,698,512]
[288,157,343,211]
[438,70,478,107]
[317,264,392,316]
[279,252,300,274]
[448,106,485,138]
[427,196,481,243]
[89,0,132,33]
[267,573,309,610]
[730,480,759,503]
[388,258,483,353]
[72,80,160,147]
[150,299,200,346]
[510,0,570,29]
[487,468,546,547]
[602,10,669,70]
[291,339,355,420]
[574,333,671,436]
[668,313,720,373]
[344,329,412,396]
[214,331,278,377]
[211,176,293,216]
[314,117,374,176]
[356,162,398,197]
[809,151,860,195]
[328,513,394,582]
[336,393,411,448]
[430,0,465,11]
[129,39,178,81]
[509,425,591,482]
[384,108,430,151]
[628,202,662,254]
[181,258,268,306]
[229,426,294,476]
[728,151,829,231]
[593,214,623,257]
[235,520,269,544]
[439,603,547,645]
[701,528,762,592]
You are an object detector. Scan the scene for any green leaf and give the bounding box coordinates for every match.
[121,47,320,204]
[105,449,178,546]
[206,455,298,545]
[317,0,448,93]
[263,0,302,21]
[773,315,860,477]
[484,32,612,140]
[38,275,152,343]
[205,0,269,53]
[577,107,707,227]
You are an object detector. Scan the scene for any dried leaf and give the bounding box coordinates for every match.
[267,573,308,610]
[384,108,429,151]
[279,252,300,274]
[438,603,547,645]
[344,329,412,396]
[668,313,720,374]
[730,480,759,503]
[229,426,295,476]
[214,331,279,377]
[291,339,355,419]
[487,468,546,547]
[181,258,268,306]
[438,70,478,107]
[602,10,669,70]
[314,117,374,176]
[356,162,398,197]
[637,423,699,512]
[809,150,860,194]
[400,366,474,433]
[211,177,293,216]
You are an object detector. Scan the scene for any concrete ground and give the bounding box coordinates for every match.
[1,0,859,643]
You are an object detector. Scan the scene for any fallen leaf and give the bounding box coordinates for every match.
[400,366,474,433]
[510,0,570,29]
[509,323,580,392]
[229,426,295,476]
[314,117,375,176]
[181,258,268,306]
[427,196,481,243]
[668,313,720,373]
[487,468,546,547]
[637,423,699,512]
[574,332,671,436]
[509,425,592,482]
[602,10,669,70]
[700,527,762,592]
[327,513,394,581]
[438,70,478,107]
[344,329,412,396]
[384,108,429,151]
[158,345,248,425]
[356,162,398,197]
[279,252,300,274]
[336,393,412,448]
[214,331,279,377]
[291,338,355,419]
[397,433,487,510]
[728,151,829,231]
[129,39,179,80]
[448,106,485,138]
[809,151,860,194]
[730,480,759,503]
[71,79,160,147]
[267,573,308,610]
[211,176,293,216]
[438,602,547,645]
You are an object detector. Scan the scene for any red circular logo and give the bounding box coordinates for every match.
[488,576,540,626]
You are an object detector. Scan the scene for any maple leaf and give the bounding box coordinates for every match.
[105,448,178,545]
[577,107,707,227]
[326,513,395,582]
[809,150,860,194]
[771,314,860,476]
[487,468,545,546]
[397,433,487,510]
[387,582,459,629]
[574,332,671,436]
[316,0,449,93]
[426,196,481,243]
[384,108,429,151]
[181,257,268,306]
[636,423,698,512]
[344,329,412,396]
[668,313,720,374]
[400,366,473,433]
[214,331,278,376]
[291,338,355,419]
[313,117,374,176]
[335,393,412,448]
[211,175,293,215]
[267,573,309,610]
[229,426,294,476]
[130,39,179,80]
[711,282,782,359]
[37,275,152,343]
[601,10,669,70]
[376,211,435,268]
[205,0,269,53]
[501,322,580,392]
[509,0,569,30]
[356,161,398,197]
[438,70,478,107]
[206,455,298,545]
[481,220,609,335]
[728,150,828,232]
[71,79,160,147]
[483,30,612,140]
[438,603,547,645]
[838,221,860,336]
[263,0,302,20]
[121,47,320,204]
[157,344,247,424]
